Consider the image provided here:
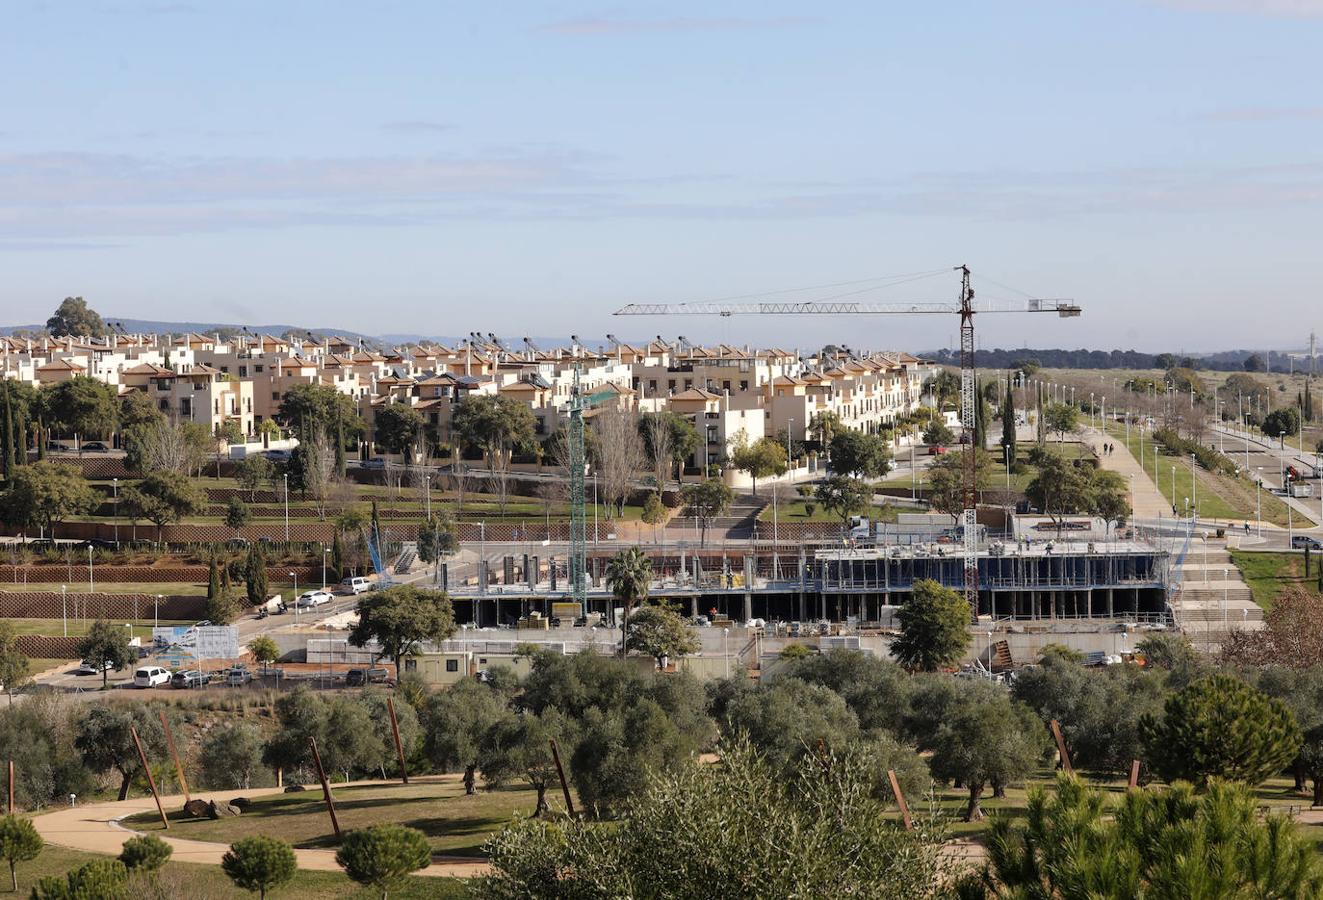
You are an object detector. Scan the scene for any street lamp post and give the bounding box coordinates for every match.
[290,571,298,621]
[61,584,67,637]
[87,544,93,593]
[112,477,119,547]
[322,546,329,590]
[723,627,729,678]
[1004,443,1011,489]
[155,593,161,630]
[1171,466,1176,515]
[283,473,290,542]
[1256,468,1262,536]
[1191,453,1197,519]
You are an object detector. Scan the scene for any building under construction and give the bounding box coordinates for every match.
[439,529,1175,628]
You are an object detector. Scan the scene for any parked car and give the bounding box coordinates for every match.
[81,441,109,452]
[171,669,211,689]
[262,449,292,462]
[345,667,391,687]
[45,441,72,452]
[296,590,334,609]
[926,445,948,455]
[75,659,115,675]
[133,666,171,689]
[338,576,373,595]
[225,667,253,686]
[1292,535,1323,550]
[76,539,117,550]
[361,458,387,470]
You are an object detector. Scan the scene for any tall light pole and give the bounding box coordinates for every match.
[290,571,298,620]
[155,593,161,629]
[62,584,67,637]
[1004,443,1011,489]
[112,477,119,547]
[1256,468,1262,536]
[1191,453,1197,519]
[283,473,290,542]
[87,544,93,593]
[321,545,329,590]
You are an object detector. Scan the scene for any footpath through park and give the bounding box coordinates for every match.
[32,778,490,878]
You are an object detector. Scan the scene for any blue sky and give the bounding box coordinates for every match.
[2,0,1321,352]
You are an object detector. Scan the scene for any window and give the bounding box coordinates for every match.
[238,366,247,377]
[405,659,417,672]
[272,392,280,401]
[220,366,229,373]
[445,659,459,673]
[255,364,264,373]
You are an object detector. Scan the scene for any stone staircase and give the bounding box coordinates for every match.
[717,493,769,540]
[1172,541,1263,652]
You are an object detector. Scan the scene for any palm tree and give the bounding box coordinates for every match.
[605,547,652,658]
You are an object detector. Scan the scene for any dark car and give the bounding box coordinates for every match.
[1291,535,1323,550]
[81,441,109,452]
[77,539,117,550]
[345,667,391,687]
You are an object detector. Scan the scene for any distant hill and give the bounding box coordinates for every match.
[921,347,1297,373]
[0,318,614,351]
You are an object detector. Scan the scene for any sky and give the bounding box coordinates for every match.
[2,0,1322,353]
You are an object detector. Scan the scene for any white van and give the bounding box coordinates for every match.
[339,576,373,595]
[133,666,171,689]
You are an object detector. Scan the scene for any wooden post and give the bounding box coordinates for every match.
[548,739,575,817]
[1050,719,1074,776]
[887,769,912,831]
[309,737,341,840]
[386,697,408,784]
[130,726,169,830]
[158,710,189,801]
[1128,759,1141,790]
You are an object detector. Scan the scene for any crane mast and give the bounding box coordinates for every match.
[614,266,1080,616]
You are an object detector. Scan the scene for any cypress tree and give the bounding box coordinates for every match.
[334,417,347,478]
[12,406,26,469]
[973,379,989,450]
[207,557,221,601]
[245,544,268,606]
[1001,373,1017,467]
[35,419,45,461]
[331,530,345,581]
[2,387,13,481]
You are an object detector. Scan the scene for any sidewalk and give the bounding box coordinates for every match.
[1082,428,1170,520]
[33,779,488,878]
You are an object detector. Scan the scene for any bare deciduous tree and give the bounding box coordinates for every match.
[592,403,646,517]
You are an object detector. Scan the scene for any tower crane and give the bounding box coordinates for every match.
[614,265,1081,612]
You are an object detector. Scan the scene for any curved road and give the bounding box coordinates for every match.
[33,778,490,878]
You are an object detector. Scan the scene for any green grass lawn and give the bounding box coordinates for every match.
[758,500,900,524]
[13,842,472,899]
[9,582,208,596]
[878,442,1094,494]
[1230,550,1323,610]
[123,779,569,857]
[1105,423,1309,527]
[4,619,193,639]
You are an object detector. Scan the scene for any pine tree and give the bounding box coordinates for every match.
[1001,373,1017,469]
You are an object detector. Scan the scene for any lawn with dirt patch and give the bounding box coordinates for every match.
[123,778,570,857]
[1230,550,1323,610]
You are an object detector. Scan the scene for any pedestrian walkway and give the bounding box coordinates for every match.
[1082,428,1170,520]
[32,779,489,878]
